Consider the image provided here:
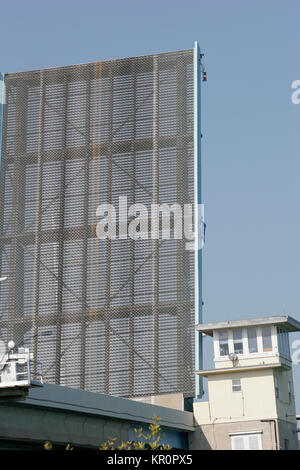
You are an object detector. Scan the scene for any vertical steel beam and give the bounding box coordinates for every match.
[32,71,45,366]
[0,73,5,339]
[88,61,103,392]
[80,68,91,389]
[194,41,203,398]
[0,73,4,267]
[7,80,27,344]
[176,59,184,392]
[152,55,159,394]
[104,65,113,394]
[129,61,137,396]
[55,76,68,384]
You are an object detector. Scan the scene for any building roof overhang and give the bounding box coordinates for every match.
[195,315,300,337]
[195,362,290,377]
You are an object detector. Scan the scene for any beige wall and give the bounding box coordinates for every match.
[192,367,298,449]
[215,355,283,369]
[203,369,277,423]
[189,418,299,450]
[131,393,184,411]
[189,419,278,450]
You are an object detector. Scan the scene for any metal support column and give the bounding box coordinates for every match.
[176,59,185,392]
[80,69,91,389]
[194,41,203,398]
[55,77,68,384]
[32,71,45,366]
[105,65,113,394]
[7,81,27,344]
[152,55,159,394]
[0,73,5,335]
[129,61,137,396]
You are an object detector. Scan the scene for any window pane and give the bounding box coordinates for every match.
[232,378,242,392]
[288,381,292,404]
[248,435,260,450]
[283,332,290,358]
[231,434,262,451]
[232,436,245,450]
[247,327,258,353]
[233,328,243,354]
[219,330,229,356]
[262,326,272,351]
[275,375,279,398]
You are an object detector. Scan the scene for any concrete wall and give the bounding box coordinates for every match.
[0,403,131,449]
[0,384,193,449]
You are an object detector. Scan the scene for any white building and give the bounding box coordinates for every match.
[190,316,300,450]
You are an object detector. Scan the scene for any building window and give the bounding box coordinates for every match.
[230,432,262,450]
[277,327,290,359]
[247,327,258,353]
[262,326,272,352]
[274,375,279,399]
[219,330,229,356]
[232,378,242,392]
[233,328,243,354]
[288,381,292,404]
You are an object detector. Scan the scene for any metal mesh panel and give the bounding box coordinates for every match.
[0,49,195,398]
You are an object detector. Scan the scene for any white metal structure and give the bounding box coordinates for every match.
[0,343,43,388]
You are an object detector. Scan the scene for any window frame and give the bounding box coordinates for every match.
[233,328,244,355]
[277,327,291,360]
[218,329,229,357]
[214,326,277,360]
[230,431,263,450]
[247,326,258,354]
[261,326,273,352]
[231,377,242,393]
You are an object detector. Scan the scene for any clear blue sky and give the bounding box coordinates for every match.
[1,0,300,407]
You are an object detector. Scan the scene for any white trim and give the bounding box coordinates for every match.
[257,327,263,352]
[213,331,219,359]
[229,430,263,436]
[272,326,279,353]
[0,380,30,388]
[228,329,234,355]
[242,328,248,355]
